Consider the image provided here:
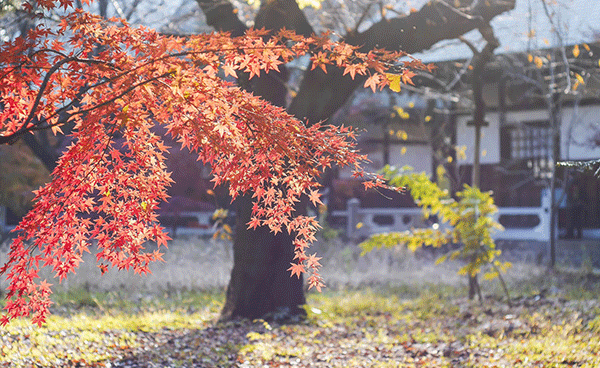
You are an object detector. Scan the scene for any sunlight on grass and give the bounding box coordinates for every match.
[1,286,599,367]
[1,237,599,367]
[0,291,224,367]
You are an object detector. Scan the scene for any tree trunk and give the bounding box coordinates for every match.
[195,0,310,321]
[466,23,499,301]
[220,195,306,321]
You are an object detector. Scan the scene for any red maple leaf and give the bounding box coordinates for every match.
[308,190,322,206]
[247,217,262,230]
[287,262,305,278]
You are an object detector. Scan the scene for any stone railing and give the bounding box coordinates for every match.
[330,198,550,241]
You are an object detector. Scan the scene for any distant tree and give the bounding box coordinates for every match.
[361,166,512,305]
[0,0,417,326]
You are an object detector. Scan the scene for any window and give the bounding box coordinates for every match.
[501,120,552,161]
[501,120,553,178]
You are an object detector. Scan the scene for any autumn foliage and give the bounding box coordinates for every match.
[0,0,422,325]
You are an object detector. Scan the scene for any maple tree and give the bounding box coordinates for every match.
[0,0,419,325]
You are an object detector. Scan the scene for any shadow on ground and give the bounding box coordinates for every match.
[112,319,260,368]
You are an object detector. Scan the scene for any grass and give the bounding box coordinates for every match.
[0,278,599,367]
[0,237,599,367]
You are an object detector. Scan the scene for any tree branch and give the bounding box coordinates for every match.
[351,0,512,54]
[195,0,247,36]
[254,0,314,37]
[288,0,515,124]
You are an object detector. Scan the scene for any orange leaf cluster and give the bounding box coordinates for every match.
[0,0,421,325]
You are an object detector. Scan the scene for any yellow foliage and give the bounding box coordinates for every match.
[246,0,322,9]
[360,166,509,297]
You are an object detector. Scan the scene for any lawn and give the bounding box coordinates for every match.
[1,279,599,367]
[0,239,599,367]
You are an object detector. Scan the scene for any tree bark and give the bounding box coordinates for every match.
[195,0,247,36]
[220,195,306,321]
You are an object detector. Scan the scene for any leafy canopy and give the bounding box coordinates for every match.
[0,0,421,325]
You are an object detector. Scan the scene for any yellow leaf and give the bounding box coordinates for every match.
[447,156,453,163]
[583,43,590,52]
[356,222,363,229]
[396,130,408,140]
[401,147,407,155]
[534,56,543,69]
[424,115,432,123]
[457,146,467,160]
[527,54,533,63]
[482,149,487,157]
[573,44,580,58]
[575,73,584,84]
[297,0,323,9]
[386,74,402,92]
[483,271,498,281]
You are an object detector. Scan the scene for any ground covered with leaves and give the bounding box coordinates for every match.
[1,272,599,368]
